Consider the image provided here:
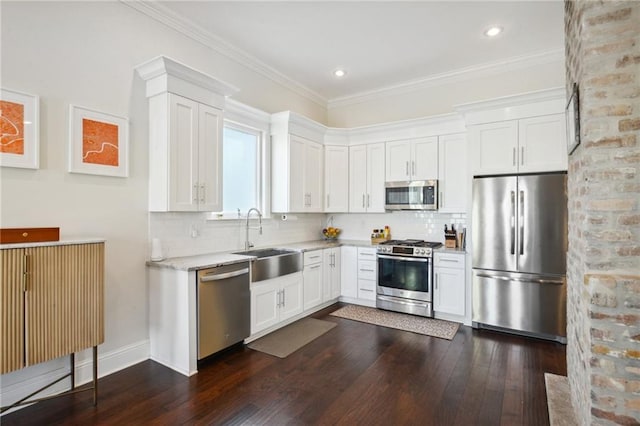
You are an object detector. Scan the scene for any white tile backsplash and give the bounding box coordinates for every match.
[330,211,467,243]
[150,210,466,258]
[149,212,326,258]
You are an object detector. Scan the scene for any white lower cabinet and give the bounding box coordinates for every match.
[340,246,358,298]
[323,247,341,301]
[303,250,324,310]
[357,248,377,301]
[433,252,465,316]
[251,272,303,335]
[340,246,377,304]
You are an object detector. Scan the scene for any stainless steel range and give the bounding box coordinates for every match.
[376,239,442,317]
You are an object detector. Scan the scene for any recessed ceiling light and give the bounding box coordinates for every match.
[333,69,346,78]
[484,26,503,37]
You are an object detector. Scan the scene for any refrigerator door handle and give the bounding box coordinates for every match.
[475,272,565,285]
[510,191,516,255]
[520,190,525,255]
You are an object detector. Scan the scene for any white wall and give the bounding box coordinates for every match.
[327,59,565,127]
[0,1,326,407]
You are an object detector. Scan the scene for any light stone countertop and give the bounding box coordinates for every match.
[147,252,255,271]
[0,238,106,249]
[147,239,378,271]
[146,239,466,271]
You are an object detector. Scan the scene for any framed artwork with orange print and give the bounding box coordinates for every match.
[0,88,40,169]
[69,105,129,177]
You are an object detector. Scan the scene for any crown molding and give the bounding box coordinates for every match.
[335,113,466,145]
[454,87,565,114]
[271,111,327,143]
[455,87,566,125]
[135,55,239,96]
[225,98,272,131]
[122,0,327,107]
[327,48,565,110]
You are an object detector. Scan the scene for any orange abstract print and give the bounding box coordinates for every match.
[0,100,25,155]
[82,118,119,166]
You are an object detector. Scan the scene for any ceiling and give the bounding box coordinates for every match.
[152,1,565,103]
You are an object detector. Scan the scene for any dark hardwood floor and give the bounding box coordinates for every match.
[2,303,566,425]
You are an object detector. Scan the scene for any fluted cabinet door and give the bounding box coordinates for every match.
[25,243,104,367]
[1,248,25,374]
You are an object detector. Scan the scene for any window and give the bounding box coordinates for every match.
[215,122,262,217]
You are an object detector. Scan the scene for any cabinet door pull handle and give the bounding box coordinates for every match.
[412,161,415,176]
[362,194,365,208]
[435,273,438,290]
[200,184,205,203]
[367,194,370,208]
[521,146,524,166]
[282,289,285,307]
[512,147,516,166]
[439,191,443,209]
[406,161,409,176]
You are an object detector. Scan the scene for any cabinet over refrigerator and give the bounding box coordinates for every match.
[472,173,568,343]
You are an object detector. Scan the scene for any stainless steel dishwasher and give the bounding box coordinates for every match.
[197,262,250,360]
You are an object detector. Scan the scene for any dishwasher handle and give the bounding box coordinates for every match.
[200,268,249,282]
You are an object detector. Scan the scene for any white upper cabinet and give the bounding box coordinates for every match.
[349,143,385,213]
[470,114,567,176]
[460,89,569,177]
[272,134,323,213]
[470,120,519,176]
[324,145,349,212]
[518,114,568,173]
[136,56,237,212]
[161,94,223,212]
[305,140,323,211]
[438,133,468,213]
[385,137,438,182]
[271,112,325,213]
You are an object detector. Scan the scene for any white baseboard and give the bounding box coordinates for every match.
[0,339,150,416]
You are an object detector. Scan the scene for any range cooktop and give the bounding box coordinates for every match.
[378,239,443,249]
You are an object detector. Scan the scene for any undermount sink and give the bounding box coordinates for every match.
[232,248,302,282]
[233,248,296,258]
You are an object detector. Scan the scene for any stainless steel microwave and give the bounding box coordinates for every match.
[385,180,438,210]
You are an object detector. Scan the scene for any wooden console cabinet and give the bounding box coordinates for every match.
[1,240,104,410]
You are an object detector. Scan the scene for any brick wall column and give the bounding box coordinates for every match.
[565,1,640,424]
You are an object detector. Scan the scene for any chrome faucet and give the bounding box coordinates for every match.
[245,207,263,251]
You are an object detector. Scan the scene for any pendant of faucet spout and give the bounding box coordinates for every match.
[245,207,263,251]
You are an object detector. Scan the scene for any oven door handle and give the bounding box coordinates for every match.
[377,255,430,263]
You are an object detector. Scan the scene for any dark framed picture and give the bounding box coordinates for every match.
[566,83,580,155]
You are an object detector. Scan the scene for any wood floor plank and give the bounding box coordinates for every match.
[1,303,566,426]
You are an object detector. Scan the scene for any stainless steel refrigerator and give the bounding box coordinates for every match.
[472,173,568,343]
